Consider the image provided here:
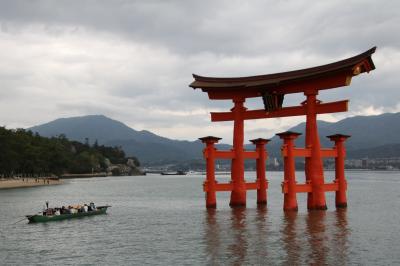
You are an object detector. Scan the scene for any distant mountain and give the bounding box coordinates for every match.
[29,115,194,163]
[347,143,400,159]
[273,112,400,150]
[29,115,168,144]
[29,113,400,165]
[29,115,230,164]
[266,112,400,157]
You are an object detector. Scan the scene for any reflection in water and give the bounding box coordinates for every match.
[228,207,248,265]
[255,206,268,261]
[332,209,349,265]
[255,205,268,226]
[204,206,272,265]
[306,211,328,265]
[204,209,219,265]
[281,209,349,265]
[282,211,300,265]
[204,207,349,264]
[203,207,250,265]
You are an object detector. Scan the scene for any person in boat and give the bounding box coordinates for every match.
[80,204,88,213]
[40,203,98,216]
[44,208,53,216]
[68,206,77,214]
[89,202,96,211]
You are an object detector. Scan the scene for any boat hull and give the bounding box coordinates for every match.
[26,206,109,223]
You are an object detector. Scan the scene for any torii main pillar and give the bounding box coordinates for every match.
[304,90,327,210]
[230,97,247,206]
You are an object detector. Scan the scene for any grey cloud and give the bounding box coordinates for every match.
[1,1,397,55]
[0,0,399,141]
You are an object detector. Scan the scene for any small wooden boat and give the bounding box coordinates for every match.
[26,204,111,223]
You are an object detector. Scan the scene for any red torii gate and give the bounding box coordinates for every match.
[190,47,376,210]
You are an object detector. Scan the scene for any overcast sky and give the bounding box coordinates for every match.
[0,0,398,143]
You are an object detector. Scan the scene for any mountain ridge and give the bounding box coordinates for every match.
[29,114,170,144]
[28,112,400,164]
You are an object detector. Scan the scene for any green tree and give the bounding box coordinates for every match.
[0,127,141,176]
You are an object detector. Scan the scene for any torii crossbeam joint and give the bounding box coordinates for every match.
[190,47,376,210]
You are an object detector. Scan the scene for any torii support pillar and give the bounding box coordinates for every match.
[327,134,351,208]
[277,131,301,211]
[250,138,270,206]
[199,136,221,209]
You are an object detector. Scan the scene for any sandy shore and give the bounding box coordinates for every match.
[0,178,63,189]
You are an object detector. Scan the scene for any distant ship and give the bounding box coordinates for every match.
[160,170,187,175]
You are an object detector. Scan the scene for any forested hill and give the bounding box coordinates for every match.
[0,127,140,176]
[29,114,207,164]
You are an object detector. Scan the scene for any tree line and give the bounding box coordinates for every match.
[0,127,140,176]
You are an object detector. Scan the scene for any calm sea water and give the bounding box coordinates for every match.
[0,171,399,265]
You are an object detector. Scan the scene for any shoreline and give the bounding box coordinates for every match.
[60,173,107,179]
[0,178,63,189]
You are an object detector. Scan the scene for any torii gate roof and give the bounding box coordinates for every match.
[190,47,376,99]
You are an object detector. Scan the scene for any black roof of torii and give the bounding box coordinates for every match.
[189,47,376,99]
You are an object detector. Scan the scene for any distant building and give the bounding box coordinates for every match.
[273,157,280,167]
[362,159,368,168]
[345,157,400,170]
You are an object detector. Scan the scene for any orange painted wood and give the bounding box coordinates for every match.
[243,151,259,159]
[316,100,348,114]
[203,182,233,192]
[281,182,312,193]
[281,182,340,194]
[245,182,259,190]
[324,182,339,192]
[281,148,337,158]
[230,99,247,206]
[215,183,234,191]
[200,138,220,208]
[281,148,311,157]
[320,148,337,157]
[203,181,261,192]
[210,112,234,122]
[211,100,348,122]
[214,150,235,159]
[244,105,307,119]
